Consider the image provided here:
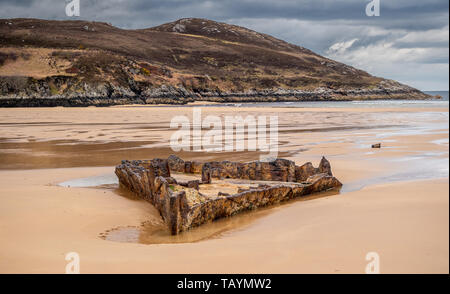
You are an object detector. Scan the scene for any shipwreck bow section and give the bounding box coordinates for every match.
[115,155,342,235]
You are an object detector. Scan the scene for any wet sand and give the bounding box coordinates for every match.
[0,105,448,273]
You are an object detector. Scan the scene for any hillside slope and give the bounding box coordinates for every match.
[0,18,430,106]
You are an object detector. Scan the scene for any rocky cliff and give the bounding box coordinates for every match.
[0,18,430,106]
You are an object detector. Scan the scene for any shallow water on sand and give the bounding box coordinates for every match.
[138,96,449,109]
[1,102,448,245]
[58,146,448,244]
[100,188,341,244]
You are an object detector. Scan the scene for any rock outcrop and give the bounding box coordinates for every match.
[115,155,342,235]
[0,79,431,107]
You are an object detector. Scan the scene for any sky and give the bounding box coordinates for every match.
[0,0,448,90]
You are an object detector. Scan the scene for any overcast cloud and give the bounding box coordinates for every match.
[0,0,448,90]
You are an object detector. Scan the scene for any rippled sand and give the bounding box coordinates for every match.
[0,104,448,273]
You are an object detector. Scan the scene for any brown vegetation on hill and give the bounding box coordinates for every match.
[0,18,430,105]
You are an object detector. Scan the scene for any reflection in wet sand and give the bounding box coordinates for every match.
[0,139,290,170]
[59,172,341,245]
[101,188,340,245]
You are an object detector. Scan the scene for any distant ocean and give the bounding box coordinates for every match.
[424,91,449,101]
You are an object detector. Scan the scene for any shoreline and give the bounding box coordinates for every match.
[0,97,444,108]
[0,92,436,108]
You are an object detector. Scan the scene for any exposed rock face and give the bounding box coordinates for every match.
[201,163,212,184]
[295,162,317,182]
[295,156,333,182]
[168,154,185,172]
[115,155,342,235]
[151,158,171,177]
[179,180,200,190]
[318,156,333,176]
[0,84,431,107]
[169,155,298,182]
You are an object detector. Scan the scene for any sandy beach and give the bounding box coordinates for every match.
[0,103,448,273]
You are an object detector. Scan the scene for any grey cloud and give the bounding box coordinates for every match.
[1,0,448,30]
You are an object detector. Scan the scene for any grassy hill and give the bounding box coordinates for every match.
[0,18,430,106]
